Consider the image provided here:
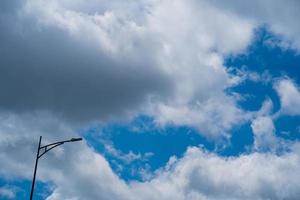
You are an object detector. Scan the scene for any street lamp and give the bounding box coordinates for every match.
[30,136,82,200]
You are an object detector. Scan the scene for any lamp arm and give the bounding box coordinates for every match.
[38,142,64,159]
[40,140,69,149]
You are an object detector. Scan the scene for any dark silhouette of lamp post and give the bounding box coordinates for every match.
[30,136,82,200]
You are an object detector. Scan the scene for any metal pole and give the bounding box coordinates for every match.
[30,136,42,200]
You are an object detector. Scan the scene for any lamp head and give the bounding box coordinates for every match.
[69,138,83,142]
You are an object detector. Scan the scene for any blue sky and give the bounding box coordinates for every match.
[1,1,300,200]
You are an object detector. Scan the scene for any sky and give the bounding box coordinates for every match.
[0,0,300,199]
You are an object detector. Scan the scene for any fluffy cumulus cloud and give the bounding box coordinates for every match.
[275,78,300,116]
[0,0,257,138]
[131,146,300,200]
[44,144,300,200]
[1,0,300,199]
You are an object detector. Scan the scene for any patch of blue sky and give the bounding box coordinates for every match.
[228,80,281,112]
[0,178,52,200]
[226,27,300,81]
[84,116,256,181]
[275,116,300,141]
[227,27,300,140]
[220,122,254,157]
[226,27,300,112]
[84,116,215,181]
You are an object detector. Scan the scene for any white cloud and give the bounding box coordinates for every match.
[251,116,278,151]
[132,146,300,200]
[275,78,300,116]
[0,186,16,199]
[46,145,300,200]
[152,95,246,139]
[254,98,274,118]
[104,143,153,164]
[208,0,300,52]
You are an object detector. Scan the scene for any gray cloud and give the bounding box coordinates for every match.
[0,0,257,138]
[0,3,171,124]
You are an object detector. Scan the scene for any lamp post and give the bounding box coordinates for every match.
[30,136,82,200]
